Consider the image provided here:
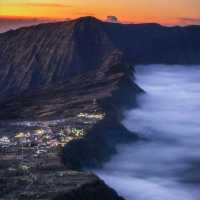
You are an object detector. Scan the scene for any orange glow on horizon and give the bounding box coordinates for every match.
[0,1,200,26]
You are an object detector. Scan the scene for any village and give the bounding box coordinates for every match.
[0,111,106,173]
[0,126,83,156]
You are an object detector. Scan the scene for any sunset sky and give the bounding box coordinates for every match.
[0,0,200,25]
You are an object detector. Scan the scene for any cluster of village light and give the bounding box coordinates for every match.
[0,126,85,157]
[77,112,105,120]
[0,112,105,158]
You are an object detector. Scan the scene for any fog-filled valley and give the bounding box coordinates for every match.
[96,65,200,200]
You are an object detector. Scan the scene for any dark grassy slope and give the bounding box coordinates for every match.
[0,16,200,97]
[0,169,124,200]
[0,58,141,120]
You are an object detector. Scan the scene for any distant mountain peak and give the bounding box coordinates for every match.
[74,16,101,23]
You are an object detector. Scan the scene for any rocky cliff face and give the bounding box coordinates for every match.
[0,17,117,97]
[0,16,200,97]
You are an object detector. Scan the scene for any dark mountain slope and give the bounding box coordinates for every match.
[1,16,200,97]
[0,17,117,96]
[0,169,124,200]
[0,63,141,120]
[104,23,200,65]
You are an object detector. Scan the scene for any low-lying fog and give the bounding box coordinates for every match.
[96,65,200,200]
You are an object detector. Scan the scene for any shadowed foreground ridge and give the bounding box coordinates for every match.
[0,17,200,199]
[0,50,141,199]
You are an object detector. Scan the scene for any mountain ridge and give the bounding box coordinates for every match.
[1,16,200,97]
